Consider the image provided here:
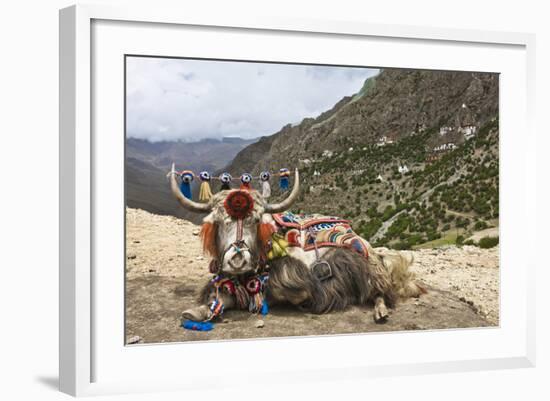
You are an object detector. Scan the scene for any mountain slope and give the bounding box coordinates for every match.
[225,69,499,248]
[226,70,497,174]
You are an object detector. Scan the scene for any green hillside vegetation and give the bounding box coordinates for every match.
[290,117,499,249]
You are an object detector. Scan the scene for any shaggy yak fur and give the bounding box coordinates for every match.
[198,247,425,318]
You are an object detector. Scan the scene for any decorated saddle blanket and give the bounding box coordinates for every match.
[271,212,369,259]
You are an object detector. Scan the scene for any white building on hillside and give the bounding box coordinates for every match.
[433,142,457,152]
[398,165,410,174]
[377,136,394,147]
[459,125,477,140]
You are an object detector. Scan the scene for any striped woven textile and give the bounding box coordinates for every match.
[272,212,369,259]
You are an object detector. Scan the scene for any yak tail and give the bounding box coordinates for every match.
[379,249,427,299]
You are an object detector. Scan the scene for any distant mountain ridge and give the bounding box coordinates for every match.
[126,136,258,223]
[127,136,257,172]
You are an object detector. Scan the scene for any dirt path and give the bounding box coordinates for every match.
[466,227,499,242]
[125,208,499,344]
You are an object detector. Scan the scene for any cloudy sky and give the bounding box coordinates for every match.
[126,57,378,142]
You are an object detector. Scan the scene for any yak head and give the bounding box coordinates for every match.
[169,165,300,276]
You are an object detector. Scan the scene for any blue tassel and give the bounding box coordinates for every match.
[279,177,289,191]
[180,181,192,199]
[182,320,214,331]
[261,301,269,316]
[279,168,290,191]
[179,171,194,199]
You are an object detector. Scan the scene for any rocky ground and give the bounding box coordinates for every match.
[411,246,499,325]
[125,208,499,344]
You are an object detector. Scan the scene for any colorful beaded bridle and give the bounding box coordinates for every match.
[205,190,269,321]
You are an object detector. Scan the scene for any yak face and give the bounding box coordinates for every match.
[201,190,268,276]
[168,165,300,276]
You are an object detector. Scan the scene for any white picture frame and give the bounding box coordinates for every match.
[59,4,536,397]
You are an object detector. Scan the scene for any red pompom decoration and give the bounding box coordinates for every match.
[245,277,261,294]
[224,190,255,219]
[220,279,236,295]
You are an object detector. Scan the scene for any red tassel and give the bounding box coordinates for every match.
[200,223,218,258]
[258,223,275,256]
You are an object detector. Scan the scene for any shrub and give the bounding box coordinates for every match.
[366,206,379,218]
[381,206,396,221]
[478,236,499,249]
[406,234,423,246]
[393,241,411,250]
[474,220,488,230]
[360,218,383,239]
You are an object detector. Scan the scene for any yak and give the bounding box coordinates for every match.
[168,165,425,324]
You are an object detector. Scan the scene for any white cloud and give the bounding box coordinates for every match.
[126,57,378,142]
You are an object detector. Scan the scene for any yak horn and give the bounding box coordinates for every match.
[265,168,300,213]
[169,163,211,213]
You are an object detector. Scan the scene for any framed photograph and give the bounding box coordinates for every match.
[59,4,536,396]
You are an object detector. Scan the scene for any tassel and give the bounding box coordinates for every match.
[240,173,252,191]
[279,168,290,191]
[198,171,212,202]
[262,181,271,198]
[235,285,250,309]
[260,300,269,316]
[260,171,271,198]
[179,170,194,200]
[208,298,224,320]
[219,172,232,191]
[182,320,214,331]
[267,233,289,260]
[258,222,275,249]
[199,182,212,201]
[249,293,264,313]
[200,222,218,258]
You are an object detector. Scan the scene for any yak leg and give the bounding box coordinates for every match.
[181,290,235,322]
[181,305,211,322]
[373,296,389,323]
